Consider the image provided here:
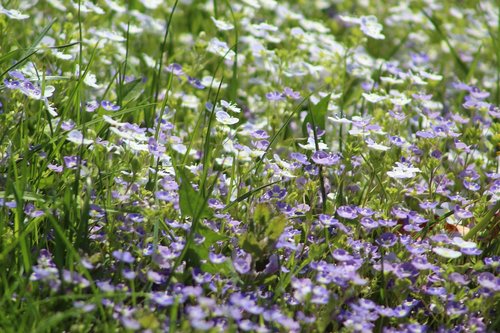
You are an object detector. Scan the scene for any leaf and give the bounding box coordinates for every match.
[253,203,271,233]
[175,167,211,219]
[265,215,286,244]
[239,232,266,258]
[302,93,331,136]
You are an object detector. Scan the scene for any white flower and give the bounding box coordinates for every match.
[389,93,411,106]
[84,74,102,89]
[180,94,199,109]
[419,70,443,81]
[140,0,162,9]
[0,6,29,20]
[52,50,73,60]
[341,15,385,40]
[207,38,235,62]
[380,76,404,85]
[432,247,462,259]
[211,17,234,31]
[220,100,241,113]
[93,29,126,42]
[451,237,477,249]
[366,138,390,151]
[104,0,126,13]
[360,16,385,40]
[362,93,386,103]
[47,0,66,11]
[387,162,421,179]
[339,15,362,24]
[328,116,352,124]
[67,130,93,145]
[215,111,239,125]
[298,137,328,151]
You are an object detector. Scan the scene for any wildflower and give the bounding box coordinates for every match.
[211,16,234,31]
[337,205,358,219]
[265,91,285,101]
[101,100,120,111]
[432,247,462,259]
[215,110,239,125]
[220,100,241,113]
[0,6,29,20]
[311,151,340,166]
[387,162,421,179]
[340,15,385,39]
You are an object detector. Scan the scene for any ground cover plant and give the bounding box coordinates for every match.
[0,0,499,332]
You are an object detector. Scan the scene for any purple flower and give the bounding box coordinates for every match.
[209,252,227,264]
[251,130,269,139]
[446,301,468,316]
[63,156,80,169]
[283,87,301,100]
[233,252,252,274]
[85,100,99,112]
[166,63,184,76]
[454,206,473,219]
[357,207,375,216]
[389,135,405,146]
[264,185,287,200]
[48,163,63,173]
[332,249,354,261]
[360,217,379,230]
[378,219,397,227]
[476,272,500,291]
[266,91,285,101]
[112,250,135,264]
[424,285,447,296]
[416,130,436,139]
[463,180,480,191]
[377,232,397,248]
[484,256,500,268]
[290,152,310,165]
[4,78,21,89]
[101,100,120,111]
[151,292,174,306]
[311,151,338,166]
[188,76,205,89]
[411,256,435,270]
[419,201,438,210]
[337,205,358,219]
[448,272,470,285]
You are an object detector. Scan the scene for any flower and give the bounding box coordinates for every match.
[265,91,285,101]
[220,100,241,113]
[0,6,29,20]
[340,15,385,39]
[387,162,421,179]
[337,205,358,219]
[101,100,120,111]
[211,16,234,31]
[476,272,500,291]
[311,151,340,166]
[112,250,135,264]
[215,110,239,125]
[432,247,462,259]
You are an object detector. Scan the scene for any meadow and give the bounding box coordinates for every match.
[0,0,499,332]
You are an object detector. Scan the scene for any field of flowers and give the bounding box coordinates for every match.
[0,0,499,332]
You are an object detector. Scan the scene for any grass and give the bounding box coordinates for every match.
[0,0,499,332]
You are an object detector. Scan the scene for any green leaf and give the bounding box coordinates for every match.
[302,93,331,136]
[239,232,266,258]
[175,167,210,219]
[253,203,271,232]
[265,215,286,244]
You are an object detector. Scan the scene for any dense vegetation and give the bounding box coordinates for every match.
[0,0,499,332]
